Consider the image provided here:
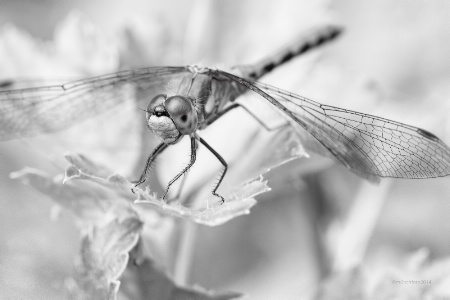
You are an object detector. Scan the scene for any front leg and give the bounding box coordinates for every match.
[162,136,197,200]
[132,142,169,191]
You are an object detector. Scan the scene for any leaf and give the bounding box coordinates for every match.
[64,151,270,226]
[67,217,143,300]
[120,255,242,300]
[63,152,134,197]
[12,152,266,226]
[134,176,269,226]
[64,152,115,179]
[10,167,131,224]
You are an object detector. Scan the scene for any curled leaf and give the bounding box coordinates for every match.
[64,152,135,198]
[67,217,143,300]
[64,152,115,179]
[10,167,129,223]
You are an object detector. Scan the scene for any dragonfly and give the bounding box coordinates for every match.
[1,25,450,203]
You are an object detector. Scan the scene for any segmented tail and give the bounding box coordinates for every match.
[235,25,343,81]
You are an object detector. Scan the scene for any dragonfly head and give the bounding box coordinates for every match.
[145,94,198,144]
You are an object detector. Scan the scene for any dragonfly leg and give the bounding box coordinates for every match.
[198,136,227,205]
[162,136,197,200]
[206,103,288,131]
[165,138,199,203]
[165,172,189,204]
[132,142,169,192]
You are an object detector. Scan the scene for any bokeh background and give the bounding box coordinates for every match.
[1,0,450,299]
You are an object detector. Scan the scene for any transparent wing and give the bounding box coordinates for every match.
[0,66,189,141]
[213,69,450,181]
[0,78,81,90]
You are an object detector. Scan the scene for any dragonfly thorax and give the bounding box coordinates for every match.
[145,94,199,144]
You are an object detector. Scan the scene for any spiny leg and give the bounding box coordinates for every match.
[198,136,227,204]
[132,142,168,192]
[166,139,199,203]
[205,103,289,131]
[165,172,188,204]
[162,136,197,200]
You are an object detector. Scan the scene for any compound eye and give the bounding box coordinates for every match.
[146,94,167,117]
[165,96,198,135]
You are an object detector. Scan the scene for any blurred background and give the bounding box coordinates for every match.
[1,0,450,299]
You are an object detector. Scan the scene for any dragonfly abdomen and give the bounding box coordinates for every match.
[235,24,343,81]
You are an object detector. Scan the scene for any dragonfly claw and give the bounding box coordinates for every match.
[161,189,169,202]
[130,185,138,194]
[213,192,225,205]
[131,180,144,194]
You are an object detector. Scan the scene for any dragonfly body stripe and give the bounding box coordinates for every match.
[235,25,343,81]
